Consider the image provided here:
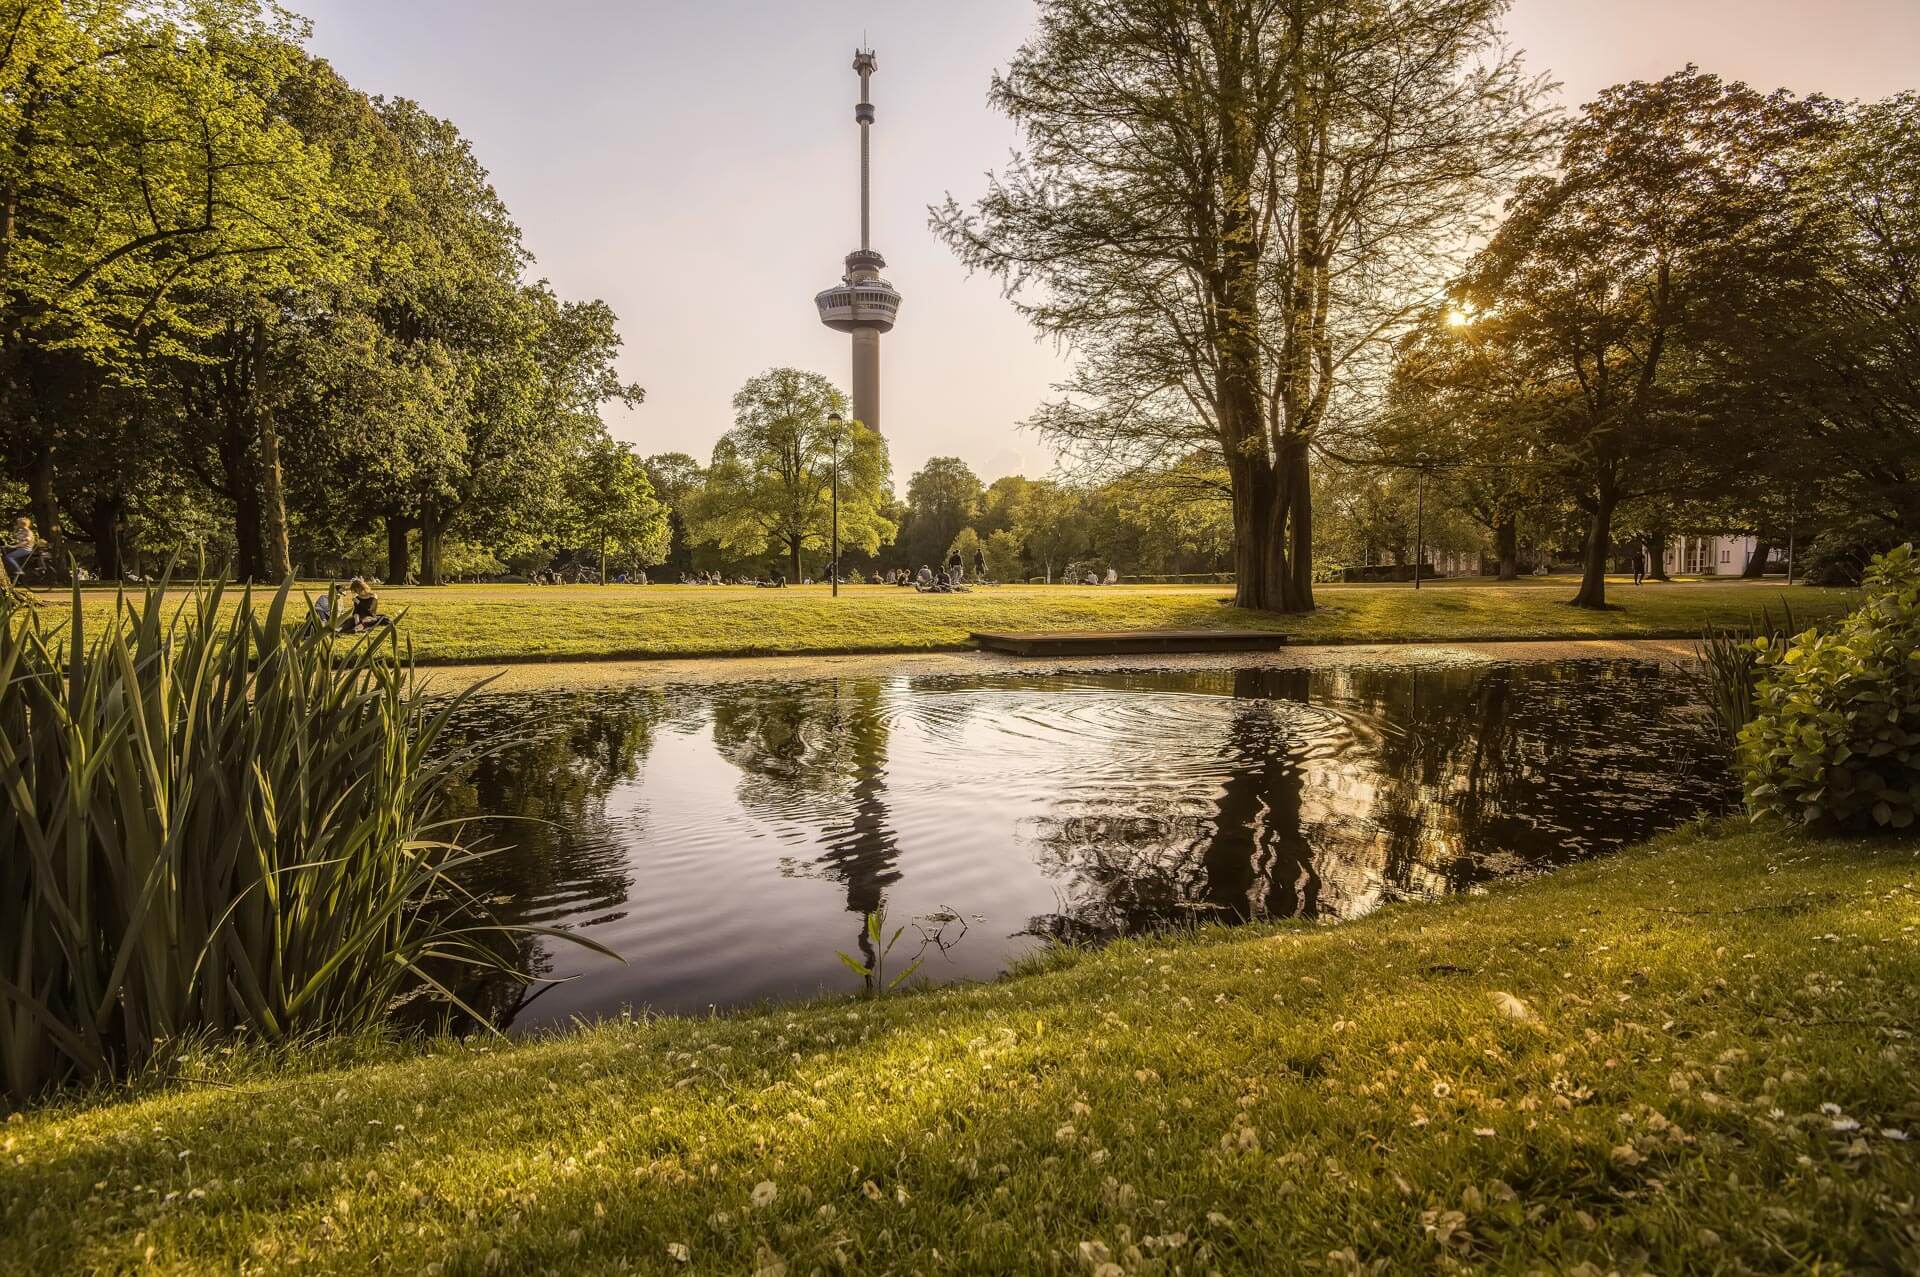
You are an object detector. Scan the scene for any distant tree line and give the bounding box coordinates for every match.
[640,373,1233,583]
[0,1,665,585]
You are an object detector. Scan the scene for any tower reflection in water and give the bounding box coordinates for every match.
[427,659,1729,1028]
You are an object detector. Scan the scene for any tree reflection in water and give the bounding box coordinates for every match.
[1022,661,1728,943]
[429,687,692,1024]
[708,680,902,970]
[418,658,1732,1025]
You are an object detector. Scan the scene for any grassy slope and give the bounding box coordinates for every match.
[6,822,1918,1274]
[69,578,1854,663]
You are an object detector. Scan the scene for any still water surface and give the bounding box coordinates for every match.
[435,657,1728,1029]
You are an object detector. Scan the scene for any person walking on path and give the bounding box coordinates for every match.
[1632,544,1647,586]
[973,548,986,581]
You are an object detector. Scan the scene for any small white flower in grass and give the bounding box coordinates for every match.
[665,1242,690,1263]
[1882,1128,1911,1141]
[1432,1081,1452,1099]
[1473,1128,1496,1138]
[1830,1116,1861,1132]
[750,1181,778,1207]
[1078,1240,1113,1266]
[1821,1102,1843,1116]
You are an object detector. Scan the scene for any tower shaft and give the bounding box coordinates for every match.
[814,46,899,433]
[852,327,880,438]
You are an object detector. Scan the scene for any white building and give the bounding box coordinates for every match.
[1663,534,1768,576]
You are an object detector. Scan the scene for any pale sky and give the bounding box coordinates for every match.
[292,0,1920,487]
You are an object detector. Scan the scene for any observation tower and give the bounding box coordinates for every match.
[813,47,900,432]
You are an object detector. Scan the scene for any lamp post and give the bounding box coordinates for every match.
[1414,451,1431,591]
[828,414,843,598]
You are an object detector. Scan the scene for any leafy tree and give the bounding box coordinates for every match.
[695,368,894,582]
[1453,69,1833,607]
[982,528,1024,582]
[901,456,984,567]
[977,474,1034,536]
[935,0,1552,611]
[2,2,353,575]
[1012,480,1088,584]
[1745,93,1920,577]
[570,437,667,582]
[1386,307,1552,579]
[946,527,984,575]
[643,451,704,577]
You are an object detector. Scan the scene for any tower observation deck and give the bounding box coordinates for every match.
[814,47,900,432]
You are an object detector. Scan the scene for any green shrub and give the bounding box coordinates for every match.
[0,580,599,1104]
[1739,544,1920,829]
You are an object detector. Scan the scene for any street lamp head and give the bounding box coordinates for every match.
[1416,451,1432,466]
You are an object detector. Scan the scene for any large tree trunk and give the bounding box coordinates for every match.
[25,438,64,573]
[231,484,263,583]
[1646,528,1671,581]
[1261,451,1309,612]
[1741,538,1772,578]
[256,412,291,580]
[385,515,412,584]
[1284,439,1315,610]
[1495,517,1519,580]
[788,536,802,586]
[1230,456,1276,609]
[87,492,123,580]
[418,502,443,585]
[217,393,262,581]
[251,319,291,581]
[1569,494,1617,609]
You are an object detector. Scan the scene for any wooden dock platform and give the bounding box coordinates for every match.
[970,629,1290,657]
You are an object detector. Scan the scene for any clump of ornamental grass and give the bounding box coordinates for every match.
[0,579,600,1105]
[1692,601,1795,745]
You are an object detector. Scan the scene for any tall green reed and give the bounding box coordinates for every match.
[1693,602,1798,746]
[0,579,600,1104]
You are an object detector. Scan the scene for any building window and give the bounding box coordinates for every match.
[1721,549,1731,563]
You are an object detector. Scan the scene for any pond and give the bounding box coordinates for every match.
[433,655,1730,1030]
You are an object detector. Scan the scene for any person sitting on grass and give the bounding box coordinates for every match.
[5,516,36,583]
[341,577,392,633]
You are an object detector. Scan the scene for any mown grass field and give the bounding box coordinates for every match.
[6,821,1917,1274]
[57,577,1855,663]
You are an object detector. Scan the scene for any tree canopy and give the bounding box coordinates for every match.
[935,0,1554,611]
[695,368,894,583]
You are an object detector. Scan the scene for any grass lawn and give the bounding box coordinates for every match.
[6,820,1918,1274]
[59,576,1856,664]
